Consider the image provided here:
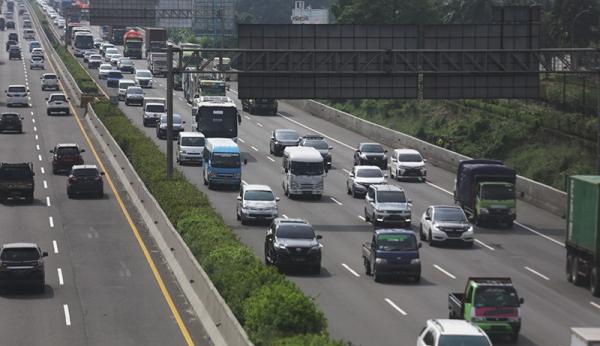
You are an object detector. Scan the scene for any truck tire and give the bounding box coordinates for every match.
[413,273,421,283]
[373,264,381,282]
[364,259,371,276]
[312,264,321,275]
[25,192,33,204]
[509,332,519,343]
[590,267,600,297]
[571,256,585,286]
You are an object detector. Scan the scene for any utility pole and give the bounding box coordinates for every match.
[166,44,175,179]
[597,70,600,174]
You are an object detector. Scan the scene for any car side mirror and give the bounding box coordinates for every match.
[80,149,85,153]
[100,172,105,176]
[275,197,280,202]
[27,89,30,93]
[423,159,427,163]
[236,196,242,201]
[20,117,24,120]
[425,216,431,221]
[391,158,397,162]
[316,235,322,240]
[349,173,354,177]
[418,243,422,249]
[49,150,54,153]
[270,136,275,140]
[243,159,248,165]
[42,251,49,257]
[183,121,186,124]
[45,97,48,100]
[408,199,413,204]
[329,146,333,150]
[519,298,524,304]
[384,149,388,153]
[384,174,388,178]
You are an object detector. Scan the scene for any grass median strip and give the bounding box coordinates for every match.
[92,101,342,346]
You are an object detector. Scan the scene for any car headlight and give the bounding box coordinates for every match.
[480,208,489,214]
[410,258,421,265]
[309,244,322,251]
[291,181,300,188]
[208,172,217,178]
[359,154,367,159]
[375,208,385,214]
[375,258,387,265]
[465,226,474,233]
[180,150,187,154]
[274,242,286,250]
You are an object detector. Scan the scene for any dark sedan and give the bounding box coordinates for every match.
[0,113,23,133]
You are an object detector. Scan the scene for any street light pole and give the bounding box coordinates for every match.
[166,44,174,179]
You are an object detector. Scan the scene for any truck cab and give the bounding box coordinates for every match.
[448,277,523,342]
[362,228,421,282]
[282,147,326,199]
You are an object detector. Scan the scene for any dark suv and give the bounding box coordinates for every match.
[5,40,17,51]
[269,129,300,156]
[354,142,388,170]
[67,165,104,198]
[51,143,85,174]
[264,218,323,274]
[241,99,278,115]
[0,112,23,133]
[0,243,47,293]
[8,45,21,60]
[0,162,35,203]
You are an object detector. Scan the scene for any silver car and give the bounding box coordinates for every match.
[346,165,386,198]
[124,86,144,106]
[29,56,45,70]
[237,184,279,225]
[364,184,412,228]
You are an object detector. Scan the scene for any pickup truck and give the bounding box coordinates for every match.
[362,228,421,282]
[0,162,35,203]
[448,277,524,342]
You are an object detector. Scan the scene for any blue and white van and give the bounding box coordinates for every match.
[202,138,245,189]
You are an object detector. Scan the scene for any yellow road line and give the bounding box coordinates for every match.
[31,5,195,345]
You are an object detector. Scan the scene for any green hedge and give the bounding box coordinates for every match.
[92,101,335,345]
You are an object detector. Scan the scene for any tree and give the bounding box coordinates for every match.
[236,0,332,24]
[550,0,600,47]
[332,0,443,24]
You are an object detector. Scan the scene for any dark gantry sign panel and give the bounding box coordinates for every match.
[90,0,158,26]
[237,24,419,99]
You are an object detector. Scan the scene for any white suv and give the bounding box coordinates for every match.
[117,79,135,100]
[389,148,427,181]
[5,85,29,107]
[46,93,70,115]
[417,319,492,346]
[41,73,60,91]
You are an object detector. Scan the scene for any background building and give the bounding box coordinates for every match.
[193,0,235,38]
[291,1,329,24]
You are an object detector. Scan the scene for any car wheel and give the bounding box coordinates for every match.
[236,208,241,221]
[26,192,33,204]
[364,259,372,275]
[413,273,421,283]
[373,263,381,282]
[97,189,103,198]
[67,191,74,199]
[429,230,435,246]
[38,282,45,294]
[313,264,321,275]
[591,267,600,297]
[346,183,351,195]
[364,209,370,222]
[566,254,574,283]
[571,256,584,286]
[419,225,426,241]
[351,186,357,198]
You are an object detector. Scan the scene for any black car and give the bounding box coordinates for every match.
[8,46,21,60]
[0,243,47,293]
[6,21,15,29]
[354,142,388,170]
[5,39,17,51]
[0,112,23,133]
[269,129,300,156]
[0,162,35,203]
[67,165,104,198]
[264,218,322,274]
[241,99,278,115]
[8,32,18,42]
[106,71,123,88]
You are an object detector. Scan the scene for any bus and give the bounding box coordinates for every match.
[193,96,240,140]
[73,32,94,56]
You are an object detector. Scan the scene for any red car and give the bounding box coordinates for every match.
[51,143,84,174]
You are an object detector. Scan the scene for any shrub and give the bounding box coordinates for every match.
[273,334,345,346]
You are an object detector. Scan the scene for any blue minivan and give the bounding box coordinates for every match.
[202,138,245,190]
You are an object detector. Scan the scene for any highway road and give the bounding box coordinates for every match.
[47,17,600,346]
[0,6,209,346]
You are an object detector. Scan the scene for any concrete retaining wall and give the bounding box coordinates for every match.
[283,99,567,218]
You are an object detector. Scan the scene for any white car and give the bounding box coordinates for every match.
[134,69,153,88]
[389,148,427,181]
[142,102,166,127]
[57,19,65,28]
[23,29,35,40]
[236,184,279,224]
[88,55,103,69]
[419,205,473,247]
[104,48,119,61]
[99,43,115,56]
[417,319,492,346]
[98,64,114,79]
[176,131,205,164]
[346,165,386,198]
[46,93,70,115]
[5,85,30,107]
[41,73,60,91]
[124,86,144,106]
[31,48,45,59]
[110,54,123,66]
[117,79,136,100]
[30,56,45,70]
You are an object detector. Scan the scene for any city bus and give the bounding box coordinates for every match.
[193,96,240,141]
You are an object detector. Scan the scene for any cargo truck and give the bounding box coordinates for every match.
[110,28,126,45]
[449,277,523,342]
[148,52,167,76]
[454,159,517,227]
[123,30,143,59]
[571,328,600,346]
[566,176,600,297]
[361,228,421,282]
[144,27,167,55]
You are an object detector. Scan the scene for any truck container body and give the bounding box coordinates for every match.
[148,52,167,76]
[111,28,126,45]
[454,159,516,226]
[571,328,600,346]
[64,22,82,45]
[123,30,143,59]
[144,27,167,54]
[566,176,600,297]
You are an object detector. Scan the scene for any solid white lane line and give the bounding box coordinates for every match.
[52,240,58,253]
[256,122,263,127]
[41,167,45,174]
[282,214,289,218]
[36,144,40,151]
[433,264,456,279]
[277,112,355,150]
[238,138,245,143]
[266,156,275,162]
[384,298,408,316]
[63,304,71,326]
[43,180,48,189]
[242,180,248,185]
[516,221,565,247]
[38,154,42,161]
[524,266,550,281]
[330,197,343,206]
[474,239,494,251]
[342,263,360,277]
[49,217,54,228]
[57,268,64,285]
[425,181,453,195]
[590,301,600,310]
[251,146,259,151]
[33,126,37,132]
[342,168,351,174]
[358,215,366,221]
[46,196,51,206]
[244,115,250,120]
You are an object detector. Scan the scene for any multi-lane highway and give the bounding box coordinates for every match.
[41,13,600,346]
[0,6,209,346]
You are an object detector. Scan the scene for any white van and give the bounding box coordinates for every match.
[282,147,326,199]
[177,132,205,165]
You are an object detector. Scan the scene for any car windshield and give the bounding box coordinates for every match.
[50,95,67,102]
[398,153,423,162]
[108,72,123,78]
[245,190,275,201]
[44,75,57,79]
[434,208,467,222]
[376,233,417,251]
[181,137,204,146]
[0,166,32,179]
[356,168,383,178]
[137,71,152,78]
[90,55,102,60]
[361,144,384,153]
[376,191,406,203]
[276,224,314,239]
[57,147,79,155]
[438,335,491,346]
[480,184,515,200]
[1,248,39,261]
[105,48,118,54]
[100,65,112,71]
[8,86,26,93]
[276,130,299,141]
[211,153,240,168]
[120,82,135,89]
[32,57,43,61]
[73,168,98,177]
[290,161,323,176]
[2,114,19,120]
[120,59,133,65]
[474,286,520,308]
[303,140,328,150]
[146,104,165,113]
[127,87,143,95]
[161,115,182,125]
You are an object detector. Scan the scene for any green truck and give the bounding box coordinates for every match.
[566,176,600,297]
[454,159,517,227]
[448,277,524,342]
